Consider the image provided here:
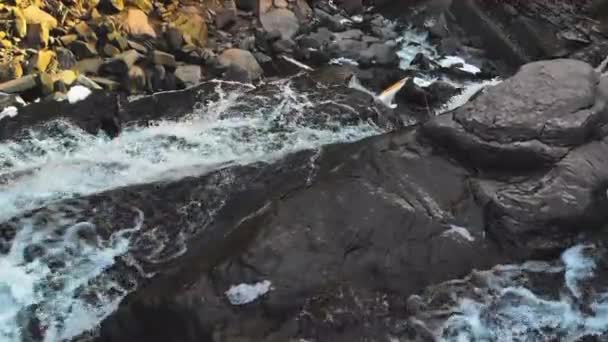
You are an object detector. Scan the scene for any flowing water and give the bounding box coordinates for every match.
[0,26,550,341]
[412,244,608,341]
[0,79,381,341]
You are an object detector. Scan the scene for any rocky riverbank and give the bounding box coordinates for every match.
[2,1,608,342]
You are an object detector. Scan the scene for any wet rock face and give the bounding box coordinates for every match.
[423,59,606,171]
[64,127,504,342]
[66,59,608,341]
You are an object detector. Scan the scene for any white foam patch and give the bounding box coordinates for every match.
[225,280,272,305]
[562,245,596,299]
[436,245,608,341]
[0,209,143,341]
[442,225,475,242]
[439,56,481,74]
[329,57,360,66]
[438,78,502,114]
[0,106,18,120]
[281,55,314,71]
[67,85,92,104]
[397,29,437,70]
[413,77,437,88]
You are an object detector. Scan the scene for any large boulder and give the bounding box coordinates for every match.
[423,59,605,171]
[218,48,264,81]
[260,8,300,40]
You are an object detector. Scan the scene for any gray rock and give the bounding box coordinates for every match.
[56,47,77,70]
[422,59,603,171]
[174,64,202,87]
[68,40,98,59]
[218,48,264,81]
[260,8,300,40]
[151,50,177,69]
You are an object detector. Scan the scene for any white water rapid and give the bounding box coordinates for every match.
[0,79,381,341]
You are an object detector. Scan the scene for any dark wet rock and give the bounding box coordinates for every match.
[59,124,502,342]
[441,0,608,71]
[101,50,143,77]
[68,40,99,59]
[315,9,347,32]
[0,91,120,140]
[339,0,364,14]
[423,59,604,172]
[13,56,605,342]
[56,47,77,70]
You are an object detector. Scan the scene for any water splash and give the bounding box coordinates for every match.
[0,80,382,340]
[414,245,608,341]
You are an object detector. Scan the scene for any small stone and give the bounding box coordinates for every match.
[218,48,263,80]
[34,49,55,72]
[126,0,153,13]
[55,69,77,86]
[126,65,146,93]
[76,74,103,90]
[101,49,141,76]
[13,7,27,38]
[151,50,176,68]
[53,80,67,93]
[124,8,156,38]
[38,72,54,95]
[258,0,273,15]
[236,0,257,11]
[59,34,78,46]
[171,10,207,47]
[103,43,120,57]
[74,21,97,41]
[88,76,120,90]
[216,8,236,30]
[165,27,183,51]
[98,0,124,13]
[0,62,23,83]
[22,5,57,29]
[145,64,165,92]
[274,0,288,8]
[108,32,129,51]
[56,47,76,69]
[174,64,201,87]
[293,0,312,22]
[0,74,37,94]
[68,40,98,59]
[127,40,148,54]
[26,23,49,48]
[73,58,103,75]
[260,8,299,40]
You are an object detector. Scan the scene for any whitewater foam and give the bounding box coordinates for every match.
[0,79,382,340]
[432,244,608,341]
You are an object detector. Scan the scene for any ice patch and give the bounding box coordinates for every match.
[442,225,475,242]
[67,85,92,104]
[226,280,272,305]
[0,106,18,120]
